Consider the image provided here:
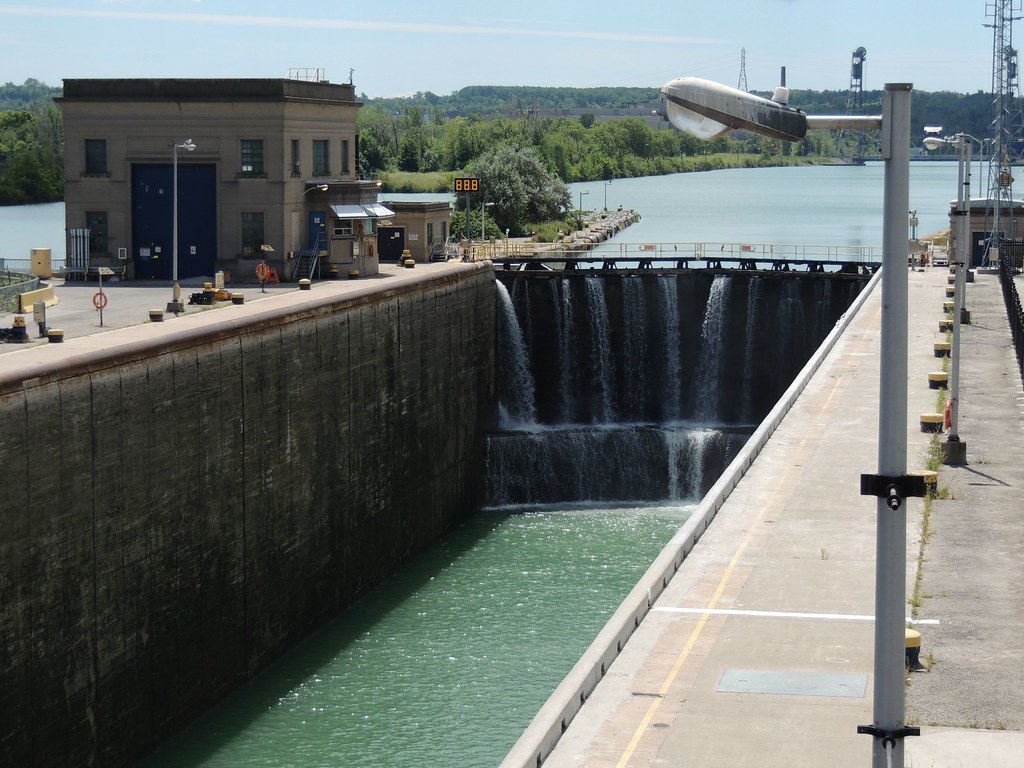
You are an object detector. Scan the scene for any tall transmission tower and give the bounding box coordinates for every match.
[984,0,1024,264]
[738,48,749,92]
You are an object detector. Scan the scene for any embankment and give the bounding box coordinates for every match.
[0,263,496,767]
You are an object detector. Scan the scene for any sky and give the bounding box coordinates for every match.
[0,1,1000,97]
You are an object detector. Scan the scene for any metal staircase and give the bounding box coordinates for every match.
[292,231,326,280]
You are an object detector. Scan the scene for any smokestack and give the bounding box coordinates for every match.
[773,66,790,106]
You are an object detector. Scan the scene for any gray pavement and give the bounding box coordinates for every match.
[535,265,1024,768]
[1,275,296,354]
[0,264,470,356]
[904,268,1024,764]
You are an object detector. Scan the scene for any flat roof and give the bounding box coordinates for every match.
[58,78,359,105]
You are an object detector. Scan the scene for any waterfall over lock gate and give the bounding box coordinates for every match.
[487,272,862,508]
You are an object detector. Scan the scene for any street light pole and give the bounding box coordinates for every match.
[948,134,971,462]
[578,190,589,231]
[481,201,495,239]
[923,131,974,464]
[604,179,612,210]
[168,139,196,314]
[871,83,914,768]
[661,76,919,767]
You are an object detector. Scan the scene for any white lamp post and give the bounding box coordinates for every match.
[923,131,976,464]
[604,179,612,210]
[168,138,196,314]
[480,201,495,239]
[661,76,918,767]
[578,190,589,231]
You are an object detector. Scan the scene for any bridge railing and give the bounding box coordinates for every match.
[474,240,882,270]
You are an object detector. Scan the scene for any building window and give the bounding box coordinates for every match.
[241,139,264,175]
[313,140,329,175]
[84,139,107,175]
[334,219,353,236]
[341,139,350,174]
[441,221,448,242]
[85,211,109,255]
[426,222,434,246]
[291,139,300,175]
[241,212,265,255]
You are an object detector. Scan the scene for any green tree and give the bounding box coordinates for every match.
[460,144,570,236]
[0,103,63,204]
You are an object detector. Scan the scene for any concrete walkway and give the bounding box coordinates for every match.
[0,263,468,357]
[536,265,1024,767]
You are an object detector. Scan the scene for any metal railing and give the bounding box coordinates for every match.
[472,240,883,270]
[997,242,1024,380]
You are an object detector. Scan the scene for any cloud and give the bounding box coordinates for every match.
[0,5,722,46]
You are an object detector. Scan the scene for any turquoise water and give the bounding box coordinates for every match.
[142,503,692,768]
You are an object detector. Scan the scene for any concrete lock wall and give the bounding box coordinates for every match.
[0,266,497,767]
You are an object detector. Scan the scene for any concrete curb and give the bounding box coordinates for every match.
[499,268,883,768]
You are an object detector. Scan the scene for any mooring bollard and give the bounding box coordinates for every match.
[905,628,926,672]
[299,278,312,291]
[46,328,65,343]
[149,309,164,323]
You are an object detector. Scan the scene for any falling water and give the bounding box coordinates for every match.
[693,276,731,422]
[664,428,718,500]
[778,279,806,382]
[741,279,763,423]
[495,280,537,426]
[620,277,648,421]
[584,277,616,423]
[658,277,682,421]
[557,279,576,423]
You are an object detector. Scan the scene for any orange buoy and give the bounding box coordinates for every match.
[944,400,952,430]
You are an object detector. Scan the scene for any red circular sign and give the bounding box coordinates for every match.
[92,291,108,310]
[255,263,270,281]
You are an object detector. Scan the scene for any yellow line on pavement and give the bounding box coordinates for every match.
[614,451,801,768]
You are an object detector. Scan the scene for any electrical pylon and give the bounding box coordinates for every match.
[984,0,1024,264]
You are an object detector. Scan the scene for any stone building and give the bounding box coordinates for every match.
[58,77,392,282]
[948,197,1024,266]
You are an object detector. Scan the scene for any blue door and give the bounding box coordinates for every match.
[308,211,327,251]
[131,164,217,280]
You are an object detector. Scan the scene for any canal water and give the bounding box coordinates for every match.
[3,161,959,767]
[0,162,958,264]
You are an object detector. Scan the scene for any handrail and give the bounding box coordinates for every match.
[997,251,1024,379]
[476,240,883,265]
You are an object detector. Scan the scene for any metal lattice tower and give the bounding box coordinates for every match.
[837,47,868,162]
[849,46,867,111]
[985,0,1024,262]
[738,48,749,92]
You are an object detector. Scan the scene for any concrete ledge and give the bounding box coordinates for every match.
[499,268,884,768]
[18,285,58,313]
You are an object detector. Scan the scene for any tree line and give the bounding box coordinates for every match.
[0,80,63,204]
[0,79,1007,206]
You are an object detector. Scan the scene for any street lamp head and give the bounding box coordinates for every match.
[922,136,948,151]
[660,76,808,142]
[182,139,196,152]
